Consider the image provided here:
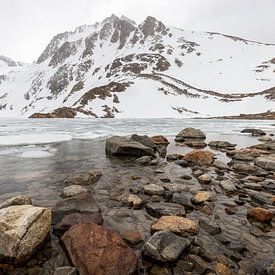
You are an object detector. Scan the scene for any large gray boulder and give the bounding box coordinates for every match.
[175,128,206,142]
[106,136,155,157]
[0,205,51,264]
[241,128,266,136]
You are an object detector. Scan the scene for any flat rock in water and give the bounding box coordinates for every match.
[61,223,138,275]
[143,230,190,262]
[106,136,155,157]
[65,170,102,185]
[143,184,164,195]
[0,195,32,209]
[175,128,206,142]
[135,155,154,165]
[208,140,236,149]
[0,205,51,264]
[241,128,266,136]
[62,185,88,198]
[52,193,100,224]
[145,202,186,218]
[152,216,199,236]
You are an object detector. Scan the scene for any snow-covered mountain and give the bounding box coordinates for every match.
[0,15,274,118]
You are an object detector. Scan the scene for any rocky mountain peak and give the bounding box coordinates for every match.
[139,16,168,38]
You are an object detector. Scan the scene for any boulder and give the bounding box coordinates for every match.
[131,134,156,149]
[152,216,199,236]
[215,263,233,275]
[172,193,193,209]
[53,212,103,237]
[232,163,260,175]
[255,155,275,171]
[65,170,102,186]
[241,128,266,136]
[175,128,206,142]
[213,160,229,170]
[145,202,186,218]
[106,136,155,157]
[184,150,214,166]
[62,185,88,198]
[199,219,221,235]
[0,195,32,209]
[247,207,273,223]
[143,230,190,262]
[52,193,100,224]
[61,223,138,275]
[0,205,51,264]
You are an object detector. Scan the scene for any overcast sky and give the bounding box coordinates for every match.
[1,0,274,63]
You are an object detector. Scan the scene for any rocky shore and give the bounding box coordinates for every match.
[0,127,274,275]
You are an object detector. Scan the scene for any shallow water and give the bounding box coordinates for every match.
[0,118,274,205]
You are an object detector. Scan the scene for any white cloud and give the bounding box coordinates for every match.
[0,0,274,62]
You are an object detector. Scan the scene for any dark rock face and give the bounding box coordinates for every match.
[52,193,100,224]
[143,230,190,262]
[49,41,77,68]
[106,136,155,157]
[140,16,168,39]
[61,223,138,275]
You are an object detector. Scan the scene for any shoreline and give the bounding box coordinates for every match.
[0,126,274,274]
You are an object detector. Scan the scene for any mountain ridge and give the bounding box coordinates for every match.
[0,15,274,118]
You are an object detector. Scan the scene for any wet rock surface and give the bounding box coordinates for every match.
[0,128,275,274]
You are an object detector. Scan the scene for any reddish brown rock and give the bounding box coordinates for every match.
[53,213,103,237]
[184,150,214,166]
[150,135,170,145]
[61,223,138,275]
[247,207,273,223]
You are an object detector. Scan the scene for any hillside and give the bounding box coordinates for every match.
[0,15,274,118]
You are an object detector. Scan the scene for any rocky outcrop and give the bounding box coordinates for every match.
[0,205,51,264]
[241,128,266,136]
[106,136,155,157]
[30,107,77,118]
[61,223,138,275]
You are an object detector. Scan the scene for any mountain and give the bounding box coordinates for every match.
[0,15,274,118]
